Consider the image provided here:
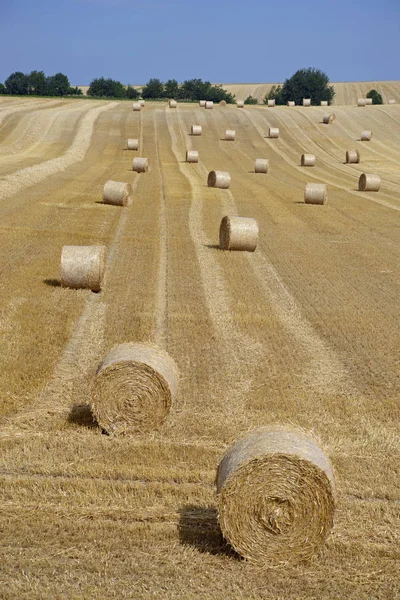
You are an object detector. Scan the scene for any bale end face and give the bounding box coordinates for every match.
[60,245,106,292]
[225,129,236,141]
[186,150,199,163]
[346,149,360,164]
[323,113,335,124]
[127,138,139,151]
[191,125,202,136]
[301,154,316,167]
[358,173,381,192]
[207,170,231,189]
[219,216,259,252]
[269,127,279,138]
[255,158,269,174]
[304,183,327,205]
[199,100,206,107]
[360,131,372,141]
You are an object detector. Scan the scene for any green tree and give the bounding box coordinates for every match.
[0,83,6,95]
[281,67,335,106]
[164,79,179,99]
[142,78,165,99]
[244,95,258,105]
[263,84,284,105]
[366,89,383,105]
[46,72,70,96]
[68,86,83,96]
[28,70,46,95]
[126,85,139,99]
[87,77,126,98]
[5,71,29,95]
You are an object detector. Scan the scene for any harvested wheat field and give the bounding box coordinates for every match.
[0,95,399,599]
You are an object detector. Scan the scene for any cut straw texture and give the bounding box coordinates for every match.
[92,342,179,435]
[225,129,236,141]
[255,158,269,174]
[267,99,276,107]
[216,427,335,566]
[205,101,214,109]
[60,245,106,292]
[301,154,316,167]
[132,157,149,173]
[358,99,367,107]
[304,183,327,205]
[303,98,311,106]
[102,180,133,206]
[287,101,295,107]
[237,100,244,108]
[208,170,231,189]
[186,150,199,163]
[191,125,202,136]
[127,138,139,151]
[132,102,141,111]
[219,216,258,252]
[268,127,280,138]
[361,130,372,141]
[323,113,336,124]
[199,100,206,107]
[320,100,328,106]
[358,173,381,192]
[169,99,177,108]
[346,149,360,164]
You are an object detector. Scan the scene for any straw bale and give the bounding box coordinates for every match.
[219,216,258,252]
[267,99,275,107]
[366,98,373,105]
[216,427,335,565]
[287,101,295,106]
[303,98,311,106]
[208,170,231,189]
[138,100,145,107]
[346,149,360,164]
[61,245,106,292]
[132,102,141,111]
[269,127,280,138]
[304,183,327,205]
[323,113,336,124]
[358,173,381,192]
[132,157,149,173]
[169,99,177,108]
[186,150,199,163]
[127,138,139,151]
[358,99,367,106]
[191,125,202,136]
[219,100,227,106]
[301,154,316,167]
[361,130,372,141]
[225,129,236,141]
[199,100,206,107]
[205,101,214,109]
[237,100,244,108]
[102,180,133,207]
[320,100,328,106]
[388,99,396,104]
[92,342,179,435]
[255,158,269,174]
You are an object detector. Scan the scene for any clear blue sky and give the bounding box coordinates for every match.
[0,0,398,85]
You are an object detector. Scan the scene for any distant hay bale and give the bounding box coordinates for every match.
[303,98,311,106]
[186,150,199,163]
[320,100,328,106]
[388,99,395,104]
[61,245,106,292]
[287,101,295,107]
[237,100,244,108]
[191,125,202,136]
[346,149,360,164]
[255,158,269,174]
[216,427,335,565]
[225,129,236,141]
[205,101,214,109]
[102,180,133,207]
[127,138,139,150]
[304,183,327,205]
[301,154,316,167]
[267,99,275,107]
[199,100,206,107]
[138,100,145,107]
[219,100,227,106]
[92,342,179,435]
[268,127,280,138]
[358,99,367,107]
[323,113,336,124]
[169,99,177,108]
[361,130,372,141]
[208,170,231,189]
[219,216,258,252]
[358,173,381,192]
[132,157,149,173]
[366,98,373,105]
[132,102,141,111]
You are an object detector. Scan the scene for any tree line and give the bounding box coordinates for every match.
[0,71,82,96]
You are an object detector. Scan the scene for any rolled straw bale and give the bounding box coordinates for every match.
[219,100,227,106]
[225,129,236,141]
[237,100,244,108]
[358,173,381,192]
[255,158,269,174]
[301,154,316,167]
[186,150,199,163]
[169,99,177,108]
[208,170,231,189]
[216,427,335,565]
[304,183,327,205]
[92,342,179,435]
[61,245,106,292]
[132,102,141,111]
[127,138,139,150]
[102,180,133,207]
[191,125,202,136]
[199,100,206,107]
[320,100,328,106]
[388,99,396,104]
[269,127,280,138]
[219,216,258,252]
[287,101,295,106]
[132,157,149,173]
[358,98,367,106]
[303,98,311,106]
[268,99,275,107]
[346,149,360,164]
[138,100,145,107]
[361,130,372,141]
[366,98,373,105]
[205,101,214,109]
[323,113,336,124]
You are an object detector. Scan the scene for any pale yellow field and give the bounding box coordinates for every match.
[0,96,399,599]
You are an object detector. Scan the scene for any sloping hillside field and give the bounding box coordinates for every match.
[0,96,399,599]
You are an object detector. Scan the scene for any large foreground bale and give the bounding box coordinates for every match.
[219,216,258,252]
[303,98,311,106]
[304,183,327,205]
[346,149,360,164]
[186,150,199,163]
[127,138,139,150]
[169,99,177,108]
[102,180,133,206]
[268,127,280,138]
[301,154,316,167]
[358,99,367,107]
[255,158,269,173]
[361,130,372,141]
[199,100,206,107]
[208,170,231,189]
[287,101,295,106]
[61,245,106,292]
[216,427,335,565]
[132,157,149,173]
[191,125,202,136]
[132,102,141,111]
[267,99,275,107]
[358,173,381,191]
[92,343,179,435]
[237,100,244,108]
[323,113,336,124]
[225,129,236,141]
[205,101,214,109]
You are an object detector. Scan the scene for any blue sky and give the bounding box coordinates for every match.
[0,0,398,85]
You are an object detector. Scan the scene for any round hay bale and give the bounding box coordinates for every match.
[303,98,311,106]
[237,100,244,108]
[61,245,106,292]
[345,149,360,164]
[269,127,280,138]
[92,342,179,435]
[358,99,367,107]
[225,129,236,141]
[267,99,275,107]
[199,100,206,107]
[132,157,149,173]
[102,180,133,207]
[320,100,328,106]
[207,170,231,189]
[216,427,335,565]
[219,216,258,252]
[304,183,327,205]
[138,100,145,107]
[191,125,202,136]
[127,138,139,151]
[132,102,141,111]
[323,113,336,124]
[301,154,316,167]
[186,150,199,163]
[169,99,177,108]
[361,130,372,141]
[255,158,269,174]
[366,98,373,105]
[287,101,295,107]
[388,99,395,104]
[358,173,381,192]
[205,101,214,109]
[219,100,227,106]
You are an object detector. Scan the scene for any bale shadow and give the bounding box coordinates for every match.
[44,278,61,287]
[204,243,220,250]
[178,504,238,558]
[67,403,98,429]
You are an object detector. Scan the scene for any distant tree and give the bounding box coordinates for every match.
[244,95,258,105]
[0,83,6,95]
[28,70,46,95]
[46,72,71,96]
[366,89,383,105]
[164,79,179,99]
[5,71,29,95]
[142,78,165,99]
[281,67,335,106]
[126,85,139,99]
[263,84,284,105]
[87,77,126,98]
[68,86,83,96]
